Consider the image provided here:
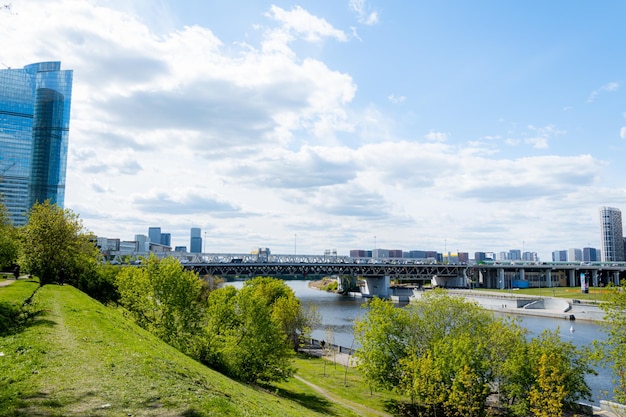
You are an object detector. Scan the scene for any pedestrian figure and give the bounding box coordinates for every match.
[320,340,326,349]
[12,265,19,279]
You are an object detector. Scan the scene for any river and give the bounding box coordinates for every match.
[226,279,614,404]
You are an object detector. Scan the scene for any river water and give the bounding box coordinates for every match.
[226,279,614,404]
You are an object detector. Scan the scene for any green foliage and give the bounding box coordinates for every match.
[595,282,626,404]
[321,280,338,292]
[74,263,120,304]
[116,254,204,355]
[18,201,100,286]
[355,290,592,416]
[0,201,19,270]
[203,277,307,383]
[244,277,319,351]
[528,352,568,417]
[354,297,410,391]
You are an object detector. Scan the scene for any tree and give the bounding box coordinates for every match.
[595,282,626,404]
[528,352,568,417]
[116,254,204,355]
[203,280,295,383]
[0,201,19,270]
[242,277,318,351]
[19,201,100,285]
[503,329,592,417]
[354,290,590,415]
[354,297,411,392]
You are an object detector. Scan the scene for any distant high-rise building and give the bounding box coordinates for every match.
[190,227,202,253]
[474,252,487,262]
[583,247,599,262]
[0,62,73,225]
[522,252,538,262]
[552,250,567,262]
[509,249,521,261]
[160,233,171,247]
[148,227,161,244]
[600,207,625,262]
[568,248,582,262]
[135,234,149,252]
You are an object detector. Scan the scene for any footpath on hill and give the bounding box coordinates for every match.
[0,282,364,417]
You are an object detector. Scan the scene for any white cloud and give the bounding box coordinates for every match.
[424,130,448,142]
[387,94,406,104]
[588,81,620,102]
[621,127,626,139]
[349,0,379,25]
[525,137,549,149]
[1,0,621,260]
[265,5,348,43]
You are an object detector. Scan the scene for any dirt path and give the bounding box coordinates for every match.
[0,278,16,287]
[294,375,392,417]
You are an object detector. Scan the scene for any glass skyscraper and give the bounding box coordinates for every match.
[0,61,73,226]
[600,206,625,262]
[190,227,202,253]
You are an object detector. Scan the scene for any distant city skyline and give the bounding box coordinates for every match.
[3,2,626,259]
[100,225,610,263]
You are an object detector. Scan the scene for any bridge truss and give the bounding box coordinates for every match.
[185,261,465,283]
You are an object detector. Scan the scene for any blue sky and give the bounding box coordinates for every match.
[2,0,625,259]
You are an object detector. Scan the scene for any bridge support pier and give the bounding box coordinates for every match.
[614,271,621,286]
[592,270,598,287]
[545,270,552,288]
[362,276,391,298]
[498,268,505,289]
[568,269,576,287]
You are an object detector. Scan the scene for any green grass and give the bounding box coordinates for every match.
[271,354,401,417]
[0,283,365,416]
[0,279,40,306]
[473,286,615,302]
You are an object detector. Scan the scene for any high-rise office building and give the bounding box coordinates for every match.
[0,62,73,225]
[568,248,582,262]
[600,206,625,262]
[552,250,567,262]
[583,247,599,262]
[148,227,161,244]
[160,233,171,247]
[190,227,202,253]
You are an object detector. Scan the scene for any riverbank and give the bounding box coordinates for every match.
[439,289,607,322]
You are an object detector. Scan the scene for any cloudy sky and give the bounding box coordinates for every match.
[2,0,626,259]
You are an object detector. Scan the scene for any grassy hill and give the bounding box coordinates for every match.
[0,280,366,417]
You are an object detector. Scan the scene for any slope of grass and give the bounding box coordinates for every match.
[272,354,400,417]
[0,283,360,417]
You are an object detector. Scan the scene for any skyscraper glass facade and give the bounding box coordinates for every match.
[0,62,73,225]
[600,206,625,262]
[190,227,202,253]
